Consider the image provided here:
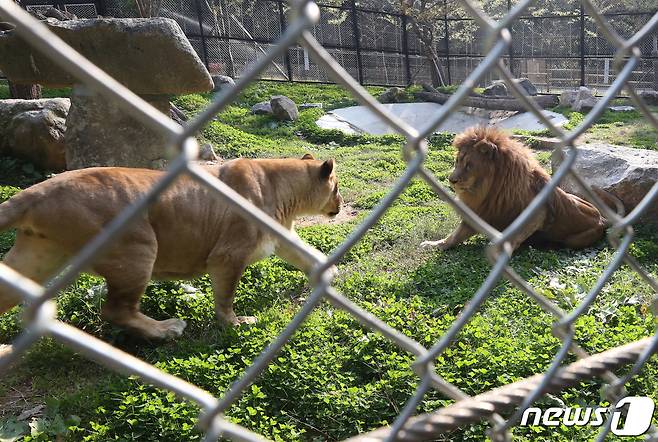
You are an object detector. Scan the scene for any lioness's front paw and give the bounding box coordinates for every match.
[236,315,257,325]
[420,239,451,251]
[158,318,187,339]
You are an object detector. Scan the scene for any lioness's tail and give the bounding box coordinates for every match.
[593,187,625,219]
[0,191,30,232]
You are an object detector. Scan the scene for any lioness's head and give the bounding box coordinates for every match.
[302,153,343,217]
[448,126,501,195]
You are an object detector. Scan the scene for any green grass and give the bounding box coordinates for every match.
[1,81,657,441]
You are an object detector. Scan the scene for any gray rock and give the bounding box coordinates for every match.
[0,98,69,170]
[560,90,578,107]
[270,95,298,121]
[560,87,598,111]
[483,81,508,97]
[0,18,212,94]
[639,90,658,106]
[65,89,170,169]
[551,143,658,224]
[378,87,406,103]
[515,78,538,96]
[251,101,272,115]
[199,143,218,161]
[300,103,323,109]
[211,75,234,92]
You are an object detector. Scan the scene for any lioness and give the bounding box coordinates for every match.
[0,154,342,339]
[422,126,621,251]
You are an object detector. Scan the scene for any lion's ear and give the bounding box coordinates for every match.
[474,139,498,157]
[320,158,335,179]
[302,153,315,160]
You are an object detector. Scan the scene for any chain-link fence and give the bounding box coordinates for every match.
[44,0,654,92]
[1,0,658,441]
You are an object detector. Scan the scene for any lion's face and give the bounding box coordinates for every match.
[448,132,498,196]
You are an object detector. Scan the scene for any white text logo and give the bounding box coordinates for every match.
[520,396,655,436]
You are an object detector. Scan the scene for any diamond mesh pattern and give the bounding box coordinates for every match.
[0,1,657,441]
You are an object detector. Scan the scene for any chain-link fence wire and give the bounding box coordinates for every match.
[0,0,658,440]
[90,0,658,91]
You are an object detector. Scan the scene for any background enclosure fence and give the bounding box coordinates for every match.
[27,0,657,92]
[1,0,658,441]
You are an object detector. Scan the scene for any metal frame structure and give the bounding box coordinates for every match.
[0,0,657,440]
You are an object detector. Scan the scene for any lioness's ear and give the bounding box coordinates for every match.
[302,153,315,160]
[474,139,498,157]
[320,158,335,179]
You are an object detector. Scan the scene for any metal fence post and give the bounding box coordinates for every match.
[350,0,364,84]
[444,0,451,85]
[277,0,294,81]
[579,4,586,87]
[192,0,210,70]
[507,0,515,77]
[651,35,658,91]
[401,14,411,86]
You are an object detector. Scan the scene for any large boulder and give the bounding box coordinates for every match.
[0,18,214,169]
[65,90,171,169]
[270,95,298,121]
[551,144,658,224]
[0,99,69,170]
[0,18,212,94]
[561,87,598,112]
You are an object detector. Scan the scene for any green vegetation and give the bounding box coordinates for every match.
[0,80,657,441]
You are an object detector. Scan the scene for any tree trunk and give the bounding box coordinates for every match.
[417,34,446,88]
[8,81,42,99]
[416,90,559,111]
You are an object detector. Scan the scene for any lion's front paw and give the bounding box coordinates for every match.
[420,239,451,251]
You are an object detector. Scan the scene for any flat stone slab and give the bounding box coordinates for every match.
[316,102,568,135]
[0,18,212,94]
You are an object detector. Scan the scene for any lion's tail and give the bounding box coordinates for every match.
[0,191,30,232]
[593,187,625,219]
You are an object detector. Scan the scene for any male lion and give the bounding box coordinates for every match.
[0,154,342,339]
[421,126,621,252]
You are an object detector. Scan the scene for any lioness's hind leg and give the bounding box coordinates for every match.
[0,234,68,315]
[96,240,186,340]
[100,279,187,340]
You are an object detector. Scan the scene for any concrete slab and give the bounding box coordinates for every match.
[316,102,568,135]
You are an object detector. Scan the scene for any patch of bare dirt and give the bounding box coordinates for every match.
[296,203,359,228]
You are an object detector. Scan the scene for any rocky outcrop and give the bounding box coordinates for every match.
[0,18,213,169]
[551,143,658,224]
[0,18,212,94]
[560,87,599,112]
[0,99,70,170]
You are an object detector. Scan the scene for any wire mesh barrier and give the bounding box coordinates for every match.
[0,0,657,441]
[41,0,657,92]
